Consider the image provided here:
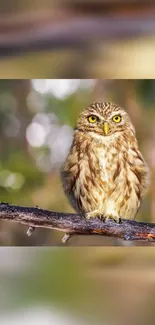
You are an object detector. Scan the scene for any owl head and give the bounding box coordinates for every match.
[76,102,135,138]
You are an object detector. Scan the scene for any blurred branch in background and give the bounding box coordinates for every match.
[0,203,155,244]
[1,14,155,57]
[1,1,155,77]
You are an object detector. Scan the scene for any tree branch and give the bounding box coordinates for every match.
[1,14,155,57]
[0,202,155,243]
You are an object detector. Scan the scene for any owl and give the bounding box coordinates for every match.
[61,102,150,223]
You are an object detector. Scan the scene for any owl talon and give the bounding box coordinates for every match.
[105,215,121,224]
[86,211,105,221]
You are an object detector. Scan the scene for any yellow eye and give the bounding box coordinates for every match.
[88,115,97,123]
[112,115,121,123]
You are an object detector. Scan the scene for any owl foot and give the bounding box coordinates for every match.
[86,211,121,223]
[86,210,105,221]
[105,214,121,224]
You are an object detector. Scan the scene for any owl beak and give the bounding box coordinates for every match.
[103,122,110,135]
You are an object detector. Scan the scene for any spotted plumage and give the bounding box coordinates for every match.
[61,102,150,222]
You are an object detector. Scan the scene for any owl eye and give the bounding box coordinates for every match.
[112,115,121,123]
[88,115,98,123]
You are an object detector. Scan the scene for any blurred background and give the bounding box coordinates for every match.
[0,247,155,325]
[0,78,153,246]
[2,2,155,323]
[1,0,155,78]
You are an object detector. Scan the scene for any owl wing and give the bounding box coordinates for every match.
[61,170,76,195]
[61,167,81,213]
[129,149,150,198]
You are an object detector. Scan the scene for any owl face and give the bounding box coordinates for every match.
[76,102,135,137]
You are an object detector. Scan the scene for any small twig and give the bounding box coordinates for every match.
[0,202,154,244]
[26,205,40,236]
[62,233,72,244]
[27,226,35,236]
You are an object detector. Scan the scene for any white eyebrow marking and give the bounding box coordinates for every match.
[110,111,126,118]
